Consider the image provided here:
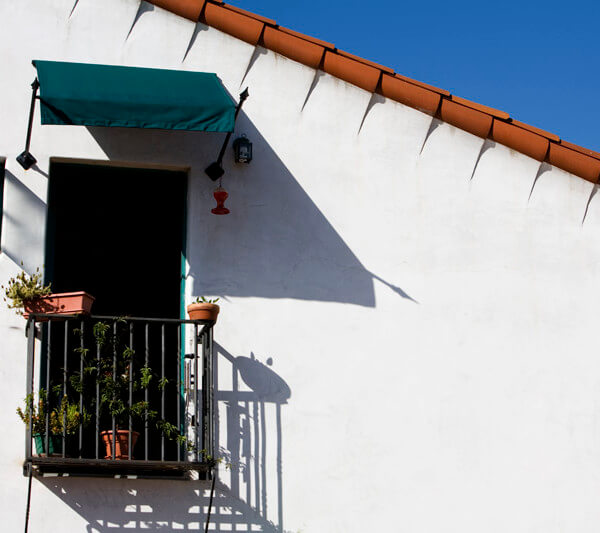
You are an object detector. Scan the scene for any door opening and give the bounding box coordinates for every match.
[46,161,187,318]
[43,161,188,461]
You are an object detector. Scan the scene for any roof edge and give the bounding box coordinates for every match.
[147,0,600,184]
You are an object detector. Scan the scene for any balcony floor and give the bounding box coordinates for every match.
[26,456,212,479]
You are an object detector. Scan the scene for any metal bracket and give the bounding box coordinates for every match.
[17,78,40,170]
[205,88,250,181]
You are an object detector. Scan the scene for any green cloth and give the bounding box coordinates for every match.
[33,60,235,132]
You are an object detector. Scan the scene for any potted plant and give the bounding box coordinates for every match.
[2,265,95,318]
[17,390,86,456]
[73,320,193,460]
[187,296,220,323]
[91,321,155,459]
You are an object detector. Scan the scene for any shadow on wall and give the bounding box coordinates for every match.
[38,342,290,533]
[1,170,47,272]
[40,476,280,532]
[88,108,416,307]
[215,342,291,532]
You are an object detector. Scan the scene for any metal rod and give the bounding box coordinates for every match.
[45,321,51,458]
[112,321,117,460]
[194,324,199,461]
[63,320,68,458]
[161,324,165,461]
[129,322,134,460]
[95,334,100,460]
[25,319,35,461]
[79,320,84,457]
[28,313,209,324]
[204,470,217,533]
[215,88,249,166]
[176,323,181,462]
[23,79,39,152]
[145,323,149,461]
[202,329,207,459]
[209,327,214,458]
[23,464,33,533]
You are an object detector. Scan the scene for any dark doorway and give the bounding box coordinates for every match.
[43,162,188,462]
[46,161,187,318]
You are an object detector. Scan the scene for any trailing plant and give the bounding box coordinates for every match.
[91,321,157,429]
[69,319,197,454]
[193,296,220,304]
[2,265,52,315]
[17,390,87,436]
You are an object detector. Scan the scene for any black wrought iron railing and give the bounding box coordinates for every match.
[23,314,214,478]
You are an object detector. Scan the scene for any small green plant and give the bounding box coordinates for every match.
[193,296,220,304]
[90,321,157,428]
[2,266,52,315]
[17,390,86,436]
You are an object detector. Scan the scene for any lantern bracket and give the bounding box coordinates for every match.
[205,88,249,181]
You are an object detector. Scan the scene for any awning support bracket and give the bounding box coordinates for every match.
[16,78,40,170]
[205,88,249,182]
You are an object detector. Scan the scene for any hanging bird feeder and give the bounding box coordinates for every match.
[211,187,230,215]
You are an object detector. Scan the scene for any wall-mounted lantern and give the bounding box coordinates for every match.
[233,134,252,164]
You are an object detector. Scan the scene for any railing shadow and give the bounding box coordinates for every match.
[215,342,290,532]
[35,340,290,533]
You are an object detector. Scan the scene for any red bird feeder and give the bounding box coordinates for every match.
[211,186,230,215]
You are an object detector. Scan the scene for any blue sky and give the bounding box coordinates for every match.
[232,0,599,151]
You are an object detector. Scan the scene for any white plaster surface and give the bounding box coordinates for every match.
[2,1,600,532]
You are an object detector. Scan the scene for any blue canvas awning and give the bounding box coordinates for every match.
[32,60,236,132]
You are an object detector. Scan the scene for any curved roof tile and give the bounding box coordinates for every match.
[148,0,600,184]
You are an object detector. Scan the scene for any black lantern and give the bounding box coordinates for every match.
[233,134,252,164]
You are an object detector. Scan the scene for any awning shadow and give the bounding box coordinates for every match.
[87,109,416,308]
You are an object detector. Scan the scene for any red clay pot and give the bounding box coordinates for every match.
[187,302,220,323]
[100,430,140,460]
[23,291,95,319]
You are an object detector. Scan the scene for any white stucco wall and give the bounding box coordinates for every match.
[2,1,600,532]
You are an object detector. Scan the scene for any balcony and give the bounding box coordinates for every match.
[23,314,215,479]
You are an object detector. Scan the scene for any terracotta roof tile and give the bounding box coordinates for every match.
[150,0,600,184]
[148,0,205,21]
[323,50,381,93]
[491,120,549,161]
[203,2,264,45]
[450,95,510,120]
[548,143,600,183]
[559,140,600,161]
[262,26,325,69]
[439,99,493,138]
[277,26,335,50]
[222,3,276,25]
[336,50,394,75]
[394,74,450,97]
[380,73,440,115]
[509,119,560,143]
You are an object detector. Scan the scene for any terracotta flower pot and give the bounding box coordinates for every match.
[187,302,220,323]
[23,291,95,319]
[100,430,140,460]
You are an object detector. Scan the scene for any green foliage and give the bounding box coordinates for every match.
[17,390,87,436]
[1,266,52,315]
[193,296,220,304]
[140,365,152,388]
[29,319,198,453]
[77,321,159,429]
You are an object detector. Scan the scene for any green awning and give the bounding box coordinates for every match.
[33,60,236,132]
